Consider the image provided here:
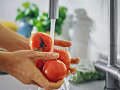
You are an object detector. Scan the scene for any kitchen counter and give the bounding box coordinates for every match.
[0,75,105,90]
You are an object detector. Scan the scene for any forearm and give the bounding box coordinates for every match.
[0,23,30,51]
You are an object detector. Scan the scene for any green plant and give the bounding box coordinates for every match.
[29,12,50,33]
[16,2,67,35]
[69,70,105,84]
[56,7,67,35]
[15,2,39,21]
[30,7,67,35]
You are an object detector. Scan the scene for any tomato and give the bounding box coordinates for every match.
[30,32,52,52]
[42,60,67,82]
[35,60,46,71]
[54,49,71,69]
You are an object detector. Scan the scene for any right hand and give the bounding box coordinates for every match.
[0,50,64,90]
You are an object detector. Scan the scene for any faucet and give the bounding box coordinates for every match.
[48,0,120,90]
[95,0,120,90]
[48,0,59,19]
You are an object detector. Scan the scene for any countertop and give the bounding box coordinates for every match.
[0,75,105,90]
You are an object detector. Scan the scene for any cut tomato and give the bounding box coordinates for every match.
[30,32,52,52]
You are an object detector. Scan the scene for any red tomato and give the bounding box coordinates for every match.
[29,32,52,52]
[54,49,71,69]
[42,60,67,82]
[35,60,46,71]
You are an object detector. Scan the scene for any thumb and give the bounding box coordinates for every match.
[32,52,59,61]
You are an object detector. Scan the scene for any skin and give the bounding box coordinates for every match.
[0,23,80,89]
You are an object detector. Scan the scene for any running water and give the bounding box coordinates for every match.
[50,19,56,52]
[49,19,69,90]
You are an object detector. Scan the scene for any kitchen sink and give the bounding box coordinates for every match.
[0,75,105,90]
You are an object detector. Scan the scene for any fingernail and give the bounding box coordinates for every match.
[52,53,59,58]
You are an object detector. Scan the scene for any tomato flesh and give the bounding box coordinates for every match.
[42,60,67,82]
[30,32,52,52]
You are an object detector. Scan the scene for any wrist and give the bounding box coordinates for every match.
[0,51,7,71]
[0,51,12,72]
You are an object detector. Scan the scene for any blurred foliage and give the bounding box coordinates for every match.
[0,49,4,51]
[16,2,67,35]
[29,7,67,35]
[15,2,39,21]
[69,70,105,84]
[69,60,105,84]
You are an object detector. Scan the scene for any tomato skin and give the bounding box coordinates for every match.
[42,60,67,82]
[30,32,52,52]
[35,60,46,71]
[54,49,71,69]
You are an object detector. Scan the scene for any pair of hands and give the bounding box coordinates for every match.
[0,39,79,90]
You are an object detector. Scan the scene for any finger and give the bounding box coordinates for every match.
[54,39,72,47]
[32,67,63,90]
[69,68,77,74]
[48,80,64,89]
[66,70,70,77]
[32,52,59,61]
[32,81,42,88]
[71,57,80,64]
[32,67,51,89]
[43,88,52,90]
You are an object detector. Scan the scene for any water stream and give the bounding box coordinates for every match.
[50,19,56,52]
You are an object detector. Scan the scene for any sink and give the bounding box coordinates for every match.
[0,75,105,90]
[69,80,105,90]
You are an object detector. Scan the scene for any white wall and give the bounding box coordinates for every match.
[0,0,105,21]
[0,0,120,59]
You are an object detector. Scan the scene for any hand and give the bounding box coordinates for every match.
[54,39,80,75]
[0,50,63,90]
[0,23,30,52]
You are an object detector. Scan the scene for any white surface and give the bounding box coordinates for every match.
[0,75,105,90]
[69,81,105,90]
[0,75,38,90]
[0,0,120,58]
